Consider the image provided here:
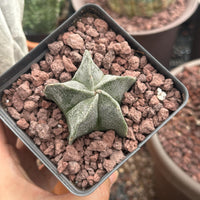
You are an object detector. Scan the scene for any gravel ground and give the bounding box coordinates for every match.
[110,145,155,200]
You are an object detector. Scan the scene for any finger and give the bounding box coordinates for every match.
[15,142,57,191]
[48,171,119,200]
[0,120,17,147]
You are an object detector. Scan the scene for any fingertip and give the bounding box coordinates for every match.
[109,170,119,186]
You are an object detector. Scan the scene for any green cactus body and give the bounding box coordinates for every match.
[107,0,175,17]
[44,50,136,144]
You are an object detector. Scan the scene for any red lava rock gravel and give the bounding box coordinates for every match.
[2,15,182,190]
[159,65,200,184]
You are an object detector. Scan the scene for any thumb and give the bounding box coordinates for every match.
[50,171,119,200]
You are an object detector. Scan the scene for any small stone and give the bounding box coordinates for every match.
[89,131,104,139]
[68,161,81,174]
[86,26,99,37]
[50,59,64,78]
[157,88,167,101]
[16,81,32,100]
[48,41,63,55]
[37,108,48,121]
[136,133,145,142]
[103,50,115,69]
[116,35,125,42]
[69,51,82,63]
[128,107,142,124]
[63,33,84,50]
[44,144,54,156]
[110,150,125,164]
[123,139,138,152]
[121,105,129,116]
[149,95,160,106]
[63,145,81,162]
[163,99,179,111]
[36,124,51,140]
[24,100,37,112]
[12,92,23,112]
[135,80,147,94]
[57,160,68,173]
[140,118,155,134]
[88,140,108,152]
[62,56,77,72]
[127,127,136,140]
[162,78,173,91]
[45,53,54,65]
[94,53,104,67]
[17,118,29,130]
[102,130,115,148]
[145,90,154,101]
[128,56,140,70]
[7,107,20,120]
[120,41,131,55]
[94,19,108,33]
[122,92,135,105]
[158,108,169,122]
[113,137,122,150]
[59,72,72,82]
[103,159,116,172]
[100,149,113,158]
[55,139,65,155]
[77,21,86,32]
[150,73,165,87]
[110,63,125,75]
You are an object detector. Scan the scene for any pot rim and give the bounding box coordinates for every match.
[71,0,198,36]
[148,59,200,199]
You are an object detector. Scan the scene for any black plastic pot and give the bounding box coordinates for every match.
[0,4,188,196]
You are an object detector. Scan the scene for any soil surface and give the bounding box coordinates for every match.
[2,15,182,190]
[84,0,186,33]
[159,65,200,183]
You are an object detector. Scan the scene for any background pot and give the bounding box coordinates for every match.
[72,0,198,68]
[147,59,200,200]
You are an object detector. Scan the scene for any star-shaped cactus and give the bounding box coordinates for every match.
[44,50,136,144]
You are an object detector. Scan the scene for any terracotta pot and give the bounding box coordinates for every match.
[147,59,200,200]
[26,40,39,51]
[72,0,198,68]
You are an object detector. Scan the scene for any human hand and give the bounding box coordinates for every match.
[0,120,118,200]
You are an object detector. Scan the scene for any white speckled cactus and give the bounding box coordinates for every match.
[44,50,136,144]
[107,0,175,17]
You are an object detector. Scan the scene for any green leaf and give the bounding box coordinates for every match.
[95,75,136,103]
[67,95,99,144]
[97,90,128,137]
[73,50,104,90]
[44,81,94,113]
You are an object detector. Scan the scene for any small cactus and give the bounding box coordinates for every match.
[107,0,175,17]
[44,50,136,144]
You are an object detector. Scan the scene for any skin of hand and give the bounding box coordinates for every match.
[0,120,118,200]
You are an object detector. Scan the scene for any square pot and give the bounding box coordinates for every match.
[0,4,188,196]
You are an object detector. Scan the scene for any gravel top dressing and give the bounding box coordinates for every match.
[1,5,185,194]
[159,65,200,184]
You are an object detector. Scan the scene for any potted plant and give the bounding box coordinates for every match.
[72,0,198,68]
[147,59,200,200]
[23,0,70,44]
[0,4,187,196]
